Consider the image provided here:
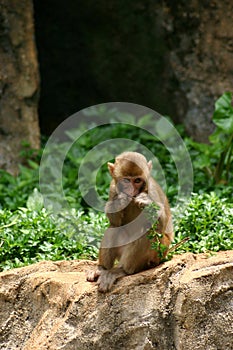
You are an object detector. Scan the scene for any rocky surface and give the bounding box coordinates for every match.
[0,0,40,174]
[34,1,233,141]
[0,251,232,349]
[164,1,233,141]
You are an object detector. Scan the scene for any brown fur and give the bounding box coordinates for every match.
[86,152,174,292]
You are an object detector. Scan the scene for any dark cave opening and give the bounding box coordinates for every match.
[33,0,180,136]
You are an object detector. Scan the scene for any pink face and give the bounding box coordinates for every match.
[118,176,145,197]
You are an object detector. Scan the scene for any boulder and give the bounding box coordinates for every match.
[0,251,232,350]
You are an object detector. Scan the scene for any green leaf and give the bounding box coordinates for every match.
[193,154,211,169]
[26,188,44,211]
[213,92,233,133]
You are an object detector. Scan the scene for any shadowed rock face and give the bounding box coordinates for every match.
[1,0,232,156]
[0,0,40,175]
[164,1,233,142]
[0,251,232,350]
[34,1,233,141]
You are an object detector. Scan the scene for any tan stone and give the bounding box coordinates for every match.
[0,252,232,350]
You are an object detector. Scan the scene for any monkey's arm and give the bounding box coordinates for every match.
[105,192,132,226]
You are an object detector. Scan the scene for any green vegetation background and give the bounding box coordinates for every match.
[0,93,232,270]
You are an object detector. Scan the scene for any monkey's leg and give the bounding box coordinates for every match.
[90,251,125,292]
[119,236,152,275]
[87,246,117,281]
[99,246,118,269]
[97,234,170,292]
[97,228,133,292]
[86,245,117,283]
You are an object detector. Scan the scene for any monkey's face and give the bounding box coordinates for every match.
[108,153,150,197]
[117,176,146,197]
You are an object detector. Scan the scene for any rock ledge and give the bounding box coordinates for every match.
[0,251,233,350]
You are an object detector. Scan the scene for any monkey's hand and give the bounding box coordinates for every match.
[106,192,132,214]
[105,193,132,226]
[134,193,153,209]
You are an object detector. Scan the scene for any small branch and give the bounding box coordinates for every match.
[168,237,190,253]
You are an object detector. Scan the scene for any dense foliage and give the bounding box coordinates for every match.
[0,203,107,271]
[0,93,232,270]
[173,192,233,254]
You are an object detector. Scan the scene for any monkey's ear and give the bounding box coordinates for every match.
[107,162,115,176]
[148,160,152,171]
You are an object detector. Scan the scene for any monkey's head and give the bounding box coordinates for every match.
[108,152,152,197]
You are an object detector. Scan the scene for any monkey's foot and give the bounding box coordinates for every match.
[97,270,117,292]
[86,268,101,282]
[97,267,126,293]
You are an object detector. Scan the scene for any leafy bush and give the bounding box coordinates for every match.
[0,200,108,271]
[173,192,233,254]
[0,93,232,270]
[0,164,39,211]
[187,92,233,185]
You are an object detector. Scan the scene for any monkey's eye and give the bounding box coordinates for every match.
[122,178,130,183]
[134,178,142,183]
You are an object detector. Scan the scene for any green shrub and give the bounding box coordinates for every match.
[187,92,233,185]
[173,192,233,254]
[0,194,108,270]
[0,164,39,211]
[0,94,233,270]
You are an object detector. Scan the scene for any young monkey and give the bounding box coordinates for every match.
[86,151,173,292]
